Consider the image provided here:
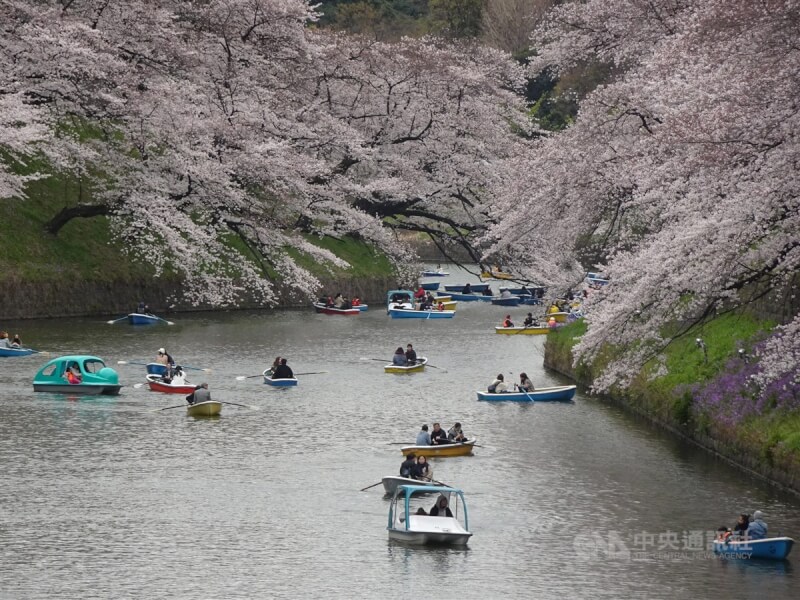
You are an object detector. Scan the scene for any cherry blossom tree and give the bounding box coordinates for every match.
[485,0,800,393]
[1,0,527,304]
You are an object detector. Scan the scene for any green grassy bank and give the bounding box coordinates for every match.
[544,315,800,493]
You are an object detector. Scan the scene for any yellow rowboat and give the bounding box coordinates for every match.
[187,401,222,417]
[401,439,476,458]
[546,311,569,323]
[481,270,513,280]
[385,357,428,374]
[437,300,457,311]
[494,326,550,335]
[435,295,452,302]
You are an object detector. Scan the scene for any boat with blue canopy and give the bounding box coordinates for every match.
[476,385,576,402]
[387,485,472,545]
[33,355,122,395]
[713,537,794,560]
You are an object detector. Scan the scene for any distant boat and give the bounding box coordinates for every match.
[444,283,490,293]
[443,292,493,302]
[312,302,360,316]
[0,347,37,357]
[187,401,222,417]
[146,374,196,394]
[385,357,428,374]
[382,475,437,496]
[490,296,521,307]
[387,485,472,545]
[389,308,455,319]
[494,326,550,335]
[713,537,794,560]
[421,270,449,277]
[476,385,577,402]
[263,369,298,387]
[400,440,476,458]
[481,270,513,280]
[419,282,440,291]
[127,313,163,325]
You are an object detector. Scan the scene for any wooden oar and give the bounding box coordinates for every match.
[360,481,384,492]
[360,357,390,362]
[118,360,211,373]
[106,315,128,324]
[133,382,146,389]
[27,349,50,356]
[154,316,175,326]
[153,404,186,411]
[235,374,264,381]
[219,401,259,410]
[295,371,329,376]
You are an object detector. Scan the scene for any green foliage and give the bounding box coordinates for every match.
[429,0,483,38]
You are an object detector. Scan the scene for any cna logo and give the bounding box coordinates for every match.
[572,531,631,560]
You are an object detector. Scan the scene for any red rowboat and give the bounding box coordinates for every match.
[146,374,196,394]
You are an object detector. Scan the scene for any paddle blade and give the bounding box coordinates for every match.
[133,383,145,389]
[235,376,248,381]
[117,360,128,365]
[166,321,175,325]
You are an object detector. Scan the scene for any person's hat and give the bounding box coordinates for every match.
[158,347,165,354]
[753,510,764,520]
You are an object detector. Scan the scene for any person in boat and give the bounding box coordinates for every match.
[429,495,454,518]
[482,287,493,297]
[272,358,294,379]
[66,363,82,384]
[187,382,210,405]
[415,424,431,446]
[325,295,334,308]
[447,422,466,442]
[352,296,361,307]
[405,344,417,365]
[412,455,432,481]
[11,334,21,347]
[156,348,175,378]
[0,332,15,348]
[333,293,344,308]
[516,372,535,392]
[266,356,282,377]
[137,301,146,313]
[170,366,187,386]
[414,287,426,301]
[733,513,750,539]
[500,288,512,299]
[416,507,428,515]
[393,347,408,366]
[437,301,445,311]
[462,282,472,295]
[548,316,557,328]
[430,422,451,445]
[502,315,514,328]
[746,510,767,540]
[400,453,416,478]
[523,313,537,327]
[488,373,509,393]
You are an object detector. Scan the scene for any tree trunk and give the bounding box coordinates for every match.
[45,203,112,235]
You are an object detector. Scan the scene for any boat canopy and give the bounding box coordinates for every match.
[389,485,469,532]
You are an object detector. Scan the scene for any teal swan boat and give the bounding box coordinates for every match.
[33,355,122,395]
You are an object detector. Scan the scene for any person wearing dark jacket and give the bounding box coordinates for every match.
[400,454,416,478]
[272,358,294,379]
[405,344,417,365]
[430,422,450,445]
[429,495,454,517]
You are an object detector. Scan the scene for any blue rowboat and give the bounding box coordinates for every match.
[476,385,576,402]
[389,308,455,319]
[0,347,37,357]
[146,363,169,376]
[444,283,489,293]
[419,282,440,291]
[499,286,546,296]
[444,292,493,302]
[33,355,122,395]
[355,304,368,311]
[421,270,449,277]
[128,313,162,325]
[263,369,299,387]
[491,297,521,307]
[713,537,794,560]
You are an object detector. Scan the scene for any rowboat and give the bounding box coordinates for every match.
[480,270,513,280]
[312,302,360,316]
[444,283,489,293]
[382,475,437,496]
[384,357,428,374]
[443,292,493,302]
[495,326,550,335]
[187,401,222,417]
[420,270,449,277]
[127,312,163,325]
[400,439,476,458]
[263,369,298,387]
[0,347,37,357]
[146,374,196,394]
[491,296,521,307]
[419,282,440,291]
[546,311,570,323]
[146,362,169,376]
[387,485,472,545]
[499,286,545,297]
[355,304,368,311]
[476,385,577,402]
[713,537,794,560]
[33,355,122,395]
[389,307,455,319]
